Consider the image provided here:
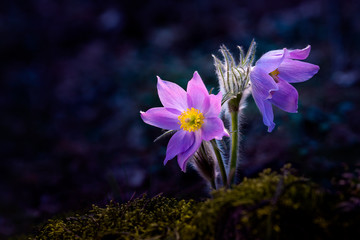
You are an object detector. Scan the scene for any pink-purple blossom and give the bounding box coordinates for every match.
[250,45,320,132]
[140,71,229,171]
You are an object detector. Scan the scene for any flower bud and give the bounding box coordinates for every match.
[191,141,217,188]
[212,40,256,111]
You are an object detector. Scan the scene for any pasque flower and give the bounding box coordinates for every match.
[250,45,319,132]
[140,72,229,171]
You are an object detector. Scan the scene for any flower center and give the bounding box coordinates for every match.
[269,69,280,83]
[178,108,205,132]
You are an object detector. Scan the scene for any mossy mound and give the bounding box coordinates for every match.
[183,166,324,240]
[28,165,360,240]
[29,196,197,240]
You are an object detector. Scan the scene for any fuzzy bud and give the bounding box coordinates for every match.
[191,141,217,188]
[212,40,256,110]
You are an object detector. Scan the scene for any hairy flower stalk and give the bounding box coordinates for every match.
[213,41,256,185]
[210,139,228,188]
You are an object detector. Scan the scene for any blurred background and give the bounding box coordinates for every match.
[1,0,360,237]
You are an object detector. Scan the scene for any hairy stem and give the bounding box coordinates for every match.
[227,92,242,185]
[229,111,238,185]
[211,140,227,188]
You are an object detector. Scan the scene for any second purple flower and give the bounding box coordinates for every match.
[250,45,320,132]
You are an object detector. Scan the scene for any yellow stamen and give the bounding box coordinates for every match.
[269,69,280,83]
[178,108,204,132]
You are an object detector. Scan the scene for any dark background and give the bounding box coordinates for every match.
[1,0,360,237]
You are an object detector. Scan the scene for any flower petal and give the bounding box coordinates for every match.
[252,90,275,132]
[164,131,194,165]
[157,77,188,111]
[187,71,210,113]
[269,79,299,113]
[201,117,229,141]
[287,45,311,60]
[177,131,202,172]
[255,48,286,73]
[250,67,279,100]
[187,71,209,96]
[140,107,180,130]
[204,92,222,118]
[278,59,320,83]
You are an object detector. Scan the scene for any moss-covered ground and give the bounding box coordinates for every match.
[24,165,360,240]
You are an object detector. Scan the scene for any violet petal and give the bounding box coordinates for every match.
[269,79,299,113]
[157,77,188,111]
[250,67,279,100]
[201,117,229,141]
[177,131,202,172]
[164,131,194,165]
[288,45,311,60]
[255,48,286,73]
[204,92,222,118]
[140,107,180,130]
[252,92,275,132]
[278,59,320,83]
[187,71,210,112]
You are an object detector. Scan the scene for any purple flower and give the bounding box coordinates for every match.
[250,45,319,132]
[140,71,229,171]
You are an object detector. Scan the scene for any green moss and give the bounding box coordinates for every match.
[27,165,360,240]
[181,165,325,240]
[30,195,197,240]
